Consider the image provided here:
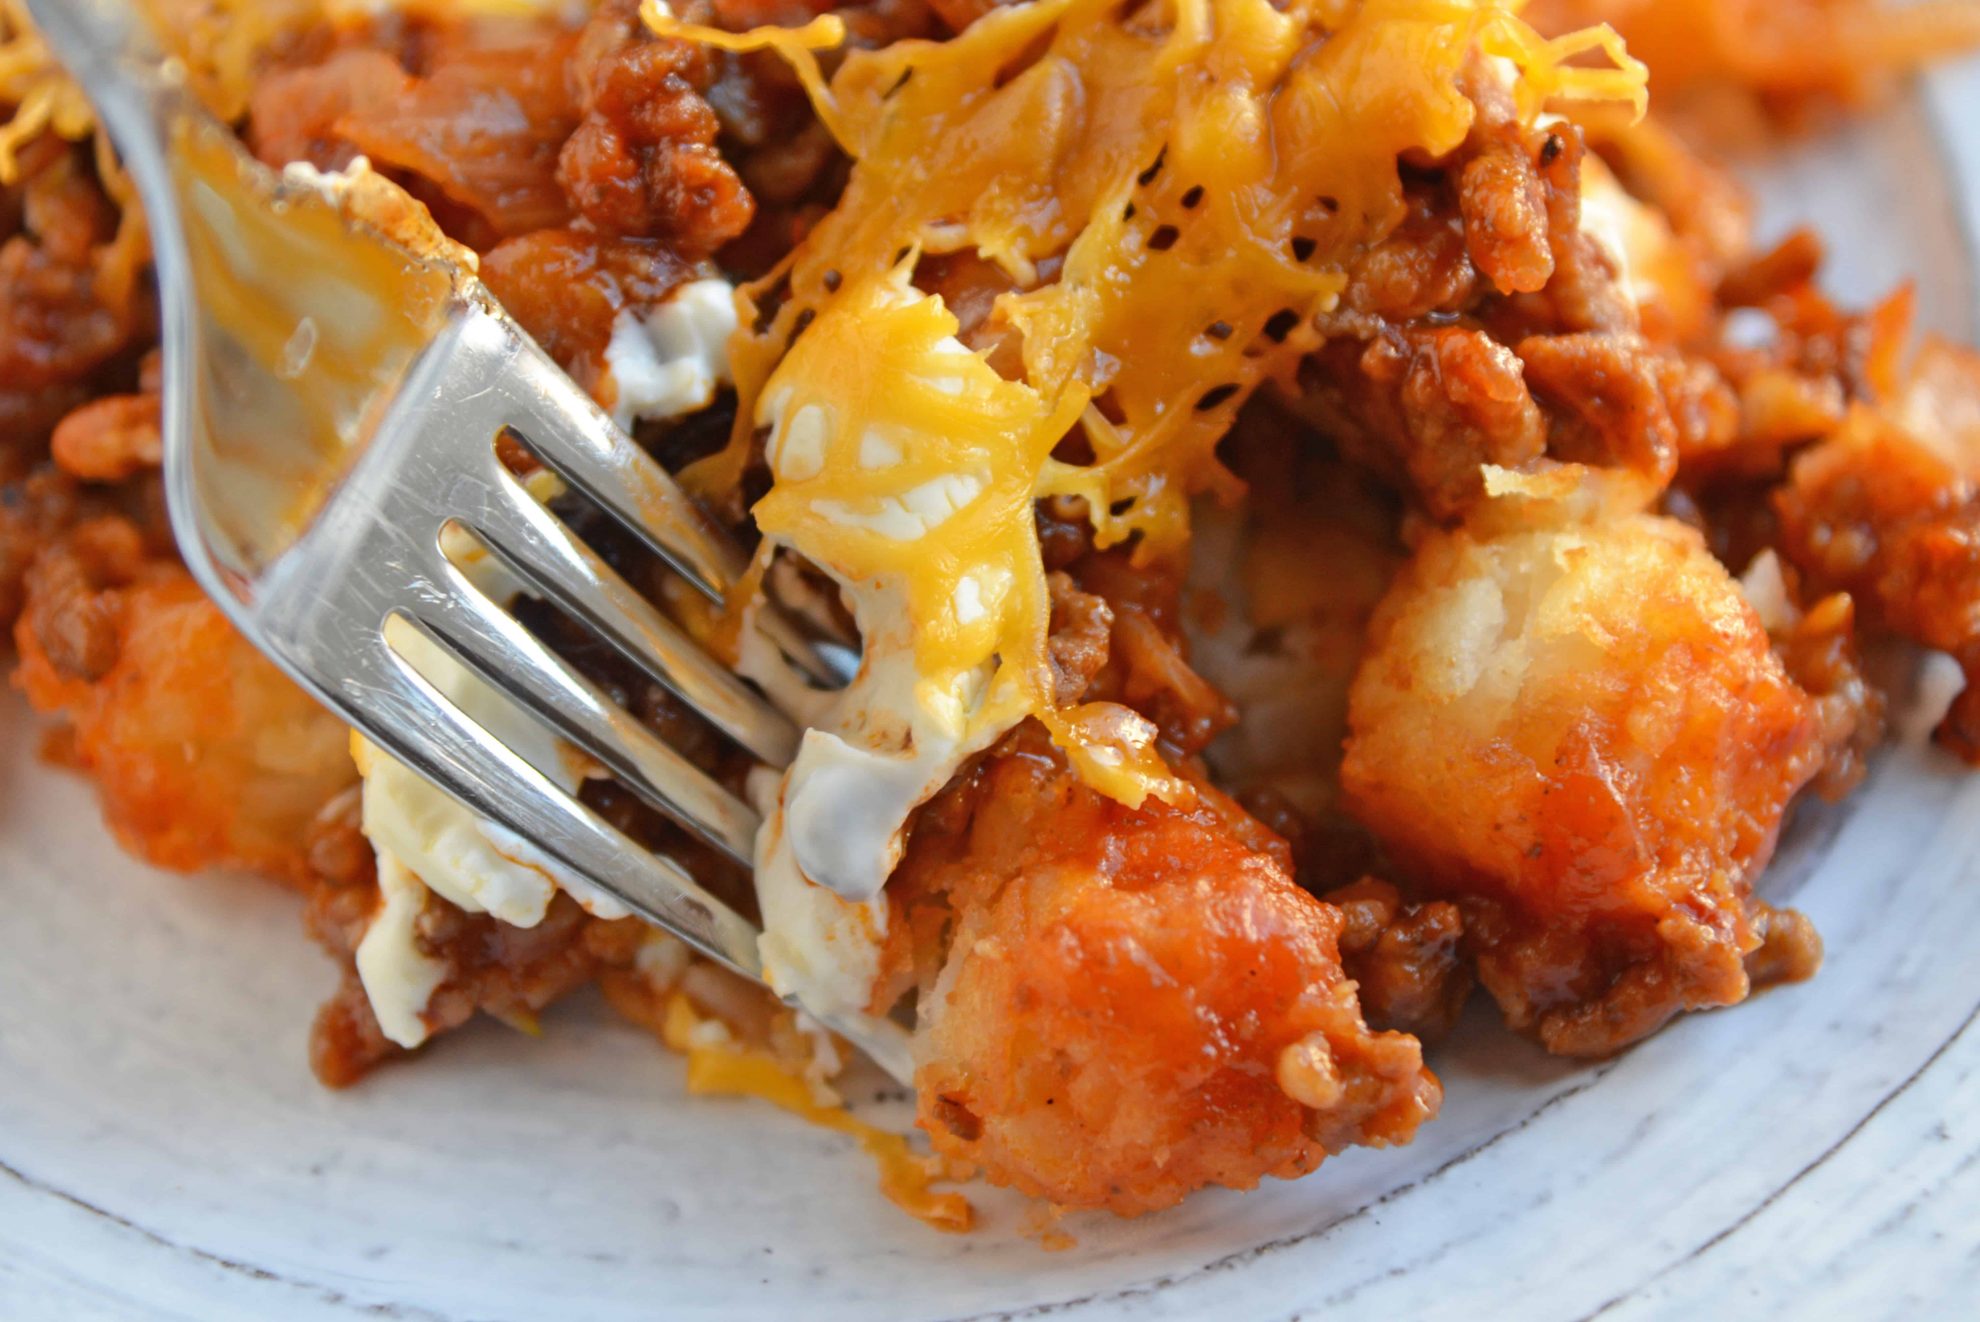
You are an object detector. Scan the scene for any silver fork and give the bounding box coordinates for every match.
[31,0,911,1082]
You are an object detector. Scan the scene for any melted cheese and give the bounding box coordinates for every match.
[744,272,1043,1005]
[753,268,1068,762]
[655,991,974,1232]
[658,0,1646,816]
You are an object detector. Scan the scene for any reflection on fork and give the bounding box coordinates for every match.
[27,0,911,1083]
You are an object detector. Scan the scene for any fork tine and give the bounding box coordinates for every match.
[467,469,800,768]
[343,624,767,975]
[492,339,853,690]
[417,555,762,868]
[343,623,915,1083]
[494,338,741,602]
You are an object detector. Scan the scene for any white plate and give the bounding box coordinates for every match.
[6,66,1980,1322]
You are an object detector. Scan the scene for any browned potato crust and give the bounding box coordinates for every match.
[896,728,1441,1215]
[14,517,355,885]
[1342,486,1825,1055]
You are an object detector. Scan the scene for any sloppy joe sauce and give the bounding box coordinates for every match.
[2,0,1977,1228]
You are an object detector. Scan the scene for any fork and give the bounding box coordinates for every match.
[30,0,913,1083]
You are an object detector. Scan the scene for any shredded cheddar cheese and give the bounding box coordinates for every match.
[657,0,1647,807]
[754,261,1093,787]
[0,0,96,181]
[629,984,975,1232]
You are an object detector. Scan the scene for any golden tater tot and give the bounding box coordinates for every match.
[15,517,356,885]
[1342,481,1826,1055]
[897,727,1440,1215]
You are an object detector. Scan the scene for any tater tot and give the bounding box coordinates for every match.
[897,727,1440,1215]
[15,519,356,885]
[1342,482,1825,1055]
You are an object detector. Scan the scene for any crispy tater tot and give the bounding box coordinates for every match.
[14,517,356,885]
[1342,476,1826,1056]
[895,726,1440,1215]
[1773,340,1980,762]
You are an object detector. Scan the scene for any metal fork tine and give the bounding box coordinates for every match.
[367,613,914,1083]
[353,621,916,1082]
[468,470,800,768]
[494,343,853,690]
[40,0,919,1082]
[345,626,766,976]
[419,557,762,868]
[495,340,741,602]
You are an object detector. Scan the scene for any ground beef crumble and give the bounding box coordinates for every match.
[0,0,1971,1173]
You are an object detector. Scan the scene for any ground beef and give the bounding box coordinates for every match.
[559,0,753,253]
[0,142,145,473]
[1044,571,1111,705]
[1302,328,1546,521]
[478,228,689,390]
[246,47,418,175]
[1516,330,1737,483]
[1294,76,1697,521]
[1107,602,1237,757]
[240,0,779,401]
[302,787,648,1088]
[1322,877,1472,1042]
[364,34,582,237]
[1774,412,1980,761]
[307,896,646,1088]
[0,468,98,630]
[1456,77,1556,297]
[48,357,160,482]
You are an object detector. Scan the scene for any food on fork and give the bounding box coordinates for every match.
[5,0,1980,1229]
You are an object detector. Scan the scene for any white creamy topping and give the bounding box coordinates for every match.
[351,277,741,1041]
[749,766,891,1019]
[602,277,738,430]
[749,608,1009,1015]
[353,853,449,1049]
[354,510,625,1044]
[743,363,1022,1017]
